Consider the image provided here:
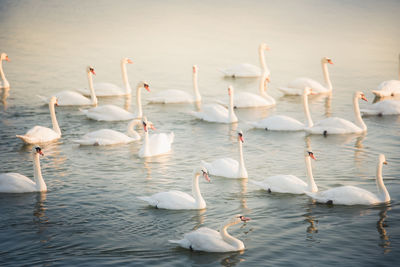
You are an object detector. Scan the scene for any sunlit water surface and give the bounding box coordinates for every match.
[1,0,400,266]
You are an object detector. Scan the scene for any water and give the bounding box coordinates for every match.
[1,0,400,265]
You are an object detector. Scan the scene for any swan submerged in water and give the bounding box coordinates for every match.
[16,97,62,144]
[0,52,10,89]
[137,166,210,209]
[306,154,390,205]
[169,214,250,252]
[0,147,47,193]
[372,54,400,97]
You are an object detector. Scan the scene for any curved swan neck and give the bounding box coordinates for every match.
[238,141,247,178]
[305,155,318,192]
[258,46,267,72]
[143,129,150,156]
[191,171,205,208]
[136,85,143,118]
[303,92,314,128]
[376,160,390,202]
[353,94,367,131]
[121,61,132,94]
[0,58,9,88]
[49,101,61,136]
[33,153,46,192]
[321,61,332,90]
[127,120,141,139]
[219,220,244,250]
[87,71,97,106]
[192,68,201,102]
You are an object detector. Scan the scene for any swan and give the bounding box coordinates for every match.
[137,166,210,209]
[361,100,400,116]
[76,58,134,96]
[192,86,238,123]
[372,54,400,97]
[169,214,250,252]
[0,147,47,193]
[305,91,368,135]
[220,43,270,78]
[16,97,62,144]
[249,87,313,131]
[73,119,144,146]
[139,116,174,158]
[81,81,150,121]
[148,65,201,104]
[202,131,247,179]
[278,57,333,95]
[306,154,390,205]
[251,151,318,194]
[38,66,97,106]
[0,52,10,89]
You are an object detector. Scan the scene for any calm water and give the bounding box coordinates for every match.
[1,0,400,265]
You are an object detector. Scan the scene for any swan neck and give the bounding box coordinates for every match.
[49,101,61,136]
[303,93,314,128]
[191,172,205,208]
[258,47,267,71]
[321,61,332,90]
[33,153,46,192]
[143,129,150,156]
[127,120,141,139]
[376,160,390,202]
[87,71,97,106]
[0,59,9,87]
[398,53,400,80]
[305,156,318,192]
[193,71,201,102]
[121,61,131,94]
[136,85,143,118]
[353,95,367,131]
[219,221,244,250]
[238,141,247,178]
[228,91,236,122]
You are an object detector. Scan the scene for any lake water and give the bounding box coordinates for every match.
[1,0,400,265]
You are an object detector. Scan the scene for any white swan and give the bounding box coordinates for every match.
[0,53,10,89]
[306,91,368,135]
[0,147,47,193]
[249,87,313,131]
[192,86,238,123]
[202,131,247,179]
[251,151,318,194]
[139,117,174,158]
[82,81,150,121]
[169,214,250,252]
[220,43,270,78]
[361,100,400,116]
[38,66,97,106]
[148,65,201,104]
[137,166,210,209]
[372,54,400,97]
[16,97,62,144]
[76,58,134,96]
[278,57,333,95]
[306,154,390,205]
[73,119,144,146]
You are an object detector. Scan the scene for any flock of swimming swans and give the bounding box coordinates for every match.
[0,47,399,252]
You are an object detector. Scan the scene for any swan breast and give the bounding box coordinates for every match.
[0,173,37,193]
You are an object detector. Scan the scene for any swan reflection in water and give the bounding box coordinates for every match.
[191,209,206,231]
[377,205,391,254]
[1,87,9,111]
[124,94,131,111]
[303,207,318,241]
[33,192,49,235]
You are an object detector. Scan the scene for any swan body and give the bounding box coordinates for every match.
[306,154,390,205]
[192,86,238,123]
[251,151,318,194]
[372,55,400,97]
[76,58,133,96]
[73,119,142,145]
[0,147,46,193]
[278,57,333,95]
[202,132,247,179]
[16,97,61,144]
[38,67,97,106]
[139,117,174,158]
[361,100,400,116]
[305,91,368,135]
[220,43,270,78]
[0,53,10,89]
[138,167,210,210]
[148,65,201,104]
[169,214,250,252]
[82,81,150,121]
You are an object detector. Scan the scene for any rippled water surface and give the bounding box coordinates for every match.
[1,0,400,266]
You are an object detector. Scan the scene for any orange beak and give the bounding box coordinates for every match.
[327,59,333,65]
[127,59,133,64]
[361,95,368,102]
[144,84,150,92]
[5,56,10,62]
[91,70,96,75]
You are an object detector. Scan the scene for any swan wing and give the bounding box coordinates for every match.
[83,105,136,121]
[17,126,60,144]
[191,104,229,123]
[76,82,128,96]
[307,117,362,134]
[73,129,136,145]
[306,186,380,205]
[251,115,304,131]
[288,78,329,93]
[220,63,264,78]
[138,191,196,209]
[51,90,91,106]
[205,158,239,178]
[146,132,174,156]
[0,173,36,193]
[233,92,275,108]
[148,89,193,103]
[252,175,307,194]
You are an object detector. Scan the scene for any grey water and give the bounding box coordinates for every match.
[0,0,400,265]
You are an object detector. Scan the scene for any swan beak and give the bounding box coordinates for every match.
[327,59,333,65]
[90,69,96,75]
[144,84,150,92]
[361,95,368,102]
[310,153,316,160]
[240,216,250,222]
[383,161,388,165]
[127,59,133,64]
[55,100,59,106]
[239,135,244,143]
[5,56,10,62]
[265,76,271,83]
[203,171,210,182]
[150,124,156,131]
[39,151,44,156]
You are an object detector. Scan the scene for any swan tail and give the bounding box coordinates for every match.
[79,108,89,114]
[36,95,48,104]
[250,180,268,189]
[372,90,387,97]
[137,196,158,207]
[16,135,32,144]
[72,139,96,146]
[305,191,324,202]
[169,239,191,249]
[277,87,301,96]
[360,108,380,116]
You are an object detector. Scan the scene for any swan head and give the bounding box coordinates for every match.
[137,81,150,92]
[355,91,368,102]
[238,131,244,143]
[200,167,210,182]
[229,214,251,225]
[87,66,96,75]
[34,146,44,156]
[142,116,155,132]
[379,154,388,165]
[307,151,316,160]
[193,65,198,74]
[259,43,270,51]
[228,86,234,96]
[0,53,10,62]
[49,96,58,106]
[122,58,133,64]
[322,57,333,65]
